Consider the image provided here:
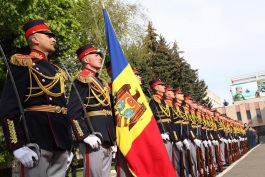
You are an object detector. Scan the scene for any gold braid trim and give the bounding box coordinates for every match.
[52,64,68,81]
[7,119,18,144]
[75,74,92,83]
[10,54,33,67]
[152,95,161,104]
[172,106,184,119]
[77,74,110,107]
[25,67,66,100]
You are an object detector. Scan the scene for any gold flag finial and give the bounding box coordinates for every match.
[101,0,105,9]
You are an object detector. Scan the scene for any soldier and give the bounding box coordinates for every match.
[172,89,186,176]
[182,95,201,177]
[149,79,173,162]
[0,19,72,177]
[67,44,116,177]
[164,86,181,176]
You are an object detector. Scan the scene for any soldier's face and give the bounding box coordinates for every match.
[34,33,56,54]
[165,90,174,99]
[85,53,102,70]
[175,93,184,101]
[154,84,165,93]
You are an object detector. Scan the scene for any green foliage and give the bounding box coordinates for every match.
[0,127,13,167]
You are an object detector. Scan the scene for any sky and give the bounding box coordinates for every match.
[127,0,265,105]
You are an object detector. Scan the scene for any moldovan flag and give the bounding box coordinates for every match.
[103,8,177,177]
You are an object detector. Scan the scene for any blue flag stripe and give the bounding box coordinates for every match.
[103,9,129,80]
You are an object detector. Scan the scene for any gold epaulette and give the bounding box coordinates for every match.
[153,95,161,104]
[74,73,93,83]
[10,54,33,67]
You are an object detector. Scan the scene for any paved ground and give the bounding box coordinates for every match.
[112,143,265,177]
[217,142,265,177]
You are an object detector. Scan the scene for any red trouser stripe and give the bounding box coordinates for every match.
[20,164,25,177]
[86,145,90,177]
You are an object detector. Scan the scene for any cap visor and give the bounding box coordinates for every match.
[37,31,55,37]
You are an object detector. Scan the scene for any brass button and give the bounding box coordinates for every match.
[55,106,62,113]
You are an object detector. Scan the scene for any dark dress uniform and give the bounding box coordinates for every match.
[67,68,116,177]
[0,49,72,176]
[149,93,174,162]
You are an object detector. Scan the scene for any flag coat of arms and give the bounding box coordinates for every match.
[103,8,177,177]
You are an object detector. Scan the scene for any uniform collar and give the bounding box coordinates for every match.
[80,68,98,77]
[30,49,46,60]
[154,93,163,100]
[164,99,172,104]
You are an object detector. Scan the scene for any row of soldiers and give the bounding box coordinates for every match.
[0,18,249,177]
[148,78,249,177]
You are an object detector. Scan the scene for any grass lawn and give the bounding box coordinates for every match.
[68,163,115,177]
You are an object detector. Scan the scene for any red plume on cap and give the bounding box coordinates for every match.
[23,19,55,39]
[165,85,173,92]
[184,94,191,100]
[149,78,164,89]
[173,89,182,95]
[76,43,102,61]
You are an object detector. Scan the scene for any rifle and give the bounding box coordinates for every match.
[229,140,235,162]
[179,147,185,177]
[0,44,41,167]
[208,143,217,175]
[224,141,232,165]
[196,147,203,177]
[187,148,195,177]
[195,126,205,177]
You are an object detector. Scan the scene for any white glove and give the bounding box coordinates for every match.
[83,135,102,149]
[183,139,190,149]
[111,146,117,159]
[66,151,74,170]
[212,140,216,145]
[214,140,219,146]
[203,140,208,148]
[194,139,201,147]
[224,139,228,144]
[208,140,212,146]
[220,138,224,142]
[175,141,183,150]
[228,139,232,143]
[161,133,170,141]
[13,146,38,168]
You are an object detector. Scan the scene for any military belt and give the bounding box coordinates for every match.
[182,121,189,124]
[25,105,67,114]
[191,125,197,128]
[174,120,182,124]
[157,119,171,123]
[87,110,112,117]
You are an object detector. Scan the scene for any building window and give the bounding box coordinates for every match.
[245,104,252,124]
[254,102,263,123]
[236,112,242,121]
[246,110,251,120]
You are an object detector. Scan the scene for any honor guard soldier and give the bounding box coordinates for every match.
[164,86,181,176]
[67,44,116,177]
[148,79,174,162]
[183,95,201,177]
[0,19,72,177]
